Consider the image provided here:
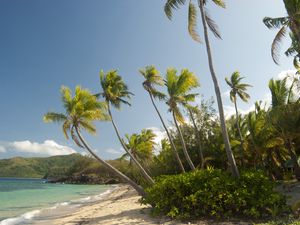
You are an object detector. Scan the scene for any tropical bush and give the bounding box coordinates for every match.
[142,168,289,219]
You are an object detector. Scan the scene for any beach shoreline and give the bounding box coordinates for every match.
[34,184,169,225]
[33,184,254,225]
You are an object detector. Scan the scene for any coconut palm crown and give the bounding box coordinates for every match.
[122,129,156,164]
[44,86,110,147]
[164,0,225,42]
[263,0,300,65]
[165,68,199,124]
[225,71,252,103]
[99,70,133,108]
[139,65,166,100]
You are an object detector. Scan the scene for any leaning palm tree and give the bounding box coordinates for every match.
[263,0,300,65]
[164,0,239,177]
[164,68,199,170]
[43,86,146,197]
[98,70,154,185]
[225,71,252,165]
[139,65,185,172]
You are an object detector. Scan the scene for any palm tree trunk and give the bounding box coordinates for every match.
[198,0,239,178]
[107,103,155,185]
[148,92,185,172]
[234,99,244,166]
[75,126,146,197]
[172,111,195,170]
[188,108,204,168]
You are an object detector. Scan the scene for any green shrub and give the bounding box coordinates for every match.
[142,168,290,219]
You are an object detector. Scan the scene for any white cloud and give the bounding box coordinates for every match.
[146,127,167,154]
[0,146,6,153]
[223,104,256,119]
[105,148,122,155]
[276,70,297,80]
[222,90,231,98]
[147,127,166,145]
[1,140,76,156]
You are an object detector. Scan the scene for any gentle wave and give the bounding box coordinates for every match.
[0,186,116,225]
[0,210,40,225]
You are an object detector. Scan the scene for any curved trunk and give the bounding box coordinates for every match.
[198,0,239,177]
[148,92,185,172]
[172,111,195,170]
[107,103,154,185]
[75,127,146,197]
[234,99,244,166]
[188,108,204,168]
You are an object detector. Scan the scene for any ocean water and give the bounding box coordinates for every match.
[0,178,113,225]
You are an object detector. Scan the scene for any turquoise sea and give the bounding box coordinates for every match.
[0,178,113,225]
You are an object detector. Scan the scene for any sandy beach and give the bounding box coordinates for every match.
[39,185,251,225]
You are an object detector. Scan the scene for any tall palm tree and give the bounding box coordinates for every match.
[43,86,146,197]
[139,66,185,172]
[164,68,199,170]
[164,0,239,177]
[263,0,300,64]
[98,70,154,185]
[225,71,252,165]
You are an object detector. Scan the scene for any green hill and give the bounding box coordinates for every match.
[0,154,84,178]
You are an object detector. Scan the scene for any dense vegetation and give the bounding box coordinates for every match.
[41,0,300,222]
[142,169,289,219]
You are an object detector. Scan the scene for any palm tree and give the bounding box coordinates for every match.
[43,86,146,197]
[225,71,252,165]
[98,70,154,185]
[269,102,300,180]
[139,66,185,172]
[122,129,156,167]
[164,0,239,177]
[164,68,199,170]
[268,77,300,179]
[263,0,300,64]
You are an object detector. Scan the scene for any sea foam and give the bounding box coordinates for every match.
[0,210,40,225]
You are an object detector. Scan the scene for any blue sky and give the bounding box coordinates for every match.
[0,0,295,159]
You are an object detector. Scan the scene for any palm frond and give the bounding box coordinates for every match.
[205,9,221,39]
[43,112,67,123]
[188,1,201,42]
[151,89,167,100]
[79,120,97,135]
[271,26,287,65]
[62,120,71,139]
[164,0,187,20]
[263,17,289,29]
[211,0,226,8]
